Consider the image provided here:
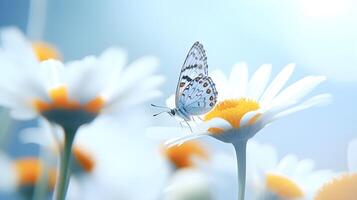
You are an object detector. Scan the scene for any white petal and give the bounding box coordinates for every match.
[105,56,159,104]
[105,89,162,114]
[0,27,38,66]
[247,140,278,177]
[201,117,233,131]
[10,108,37,120]
[270,93,332,123]
[348,138,357,172]
[260,63,295,106]
[65,56,106,103]
[117,56,159,92]
[292,159,315,180]
[0,152,17,192]
[164,169,212,200]
[229,63,248,98]
[96,48,128,100]
[247,64,272,100]
[271,76,327,108]
[240,110,263,127]
[275,155,299,176]
[40,59,65,90]
[105,71,164,111]
[99,47,127,74]
[19,119,60,148]
[163,118,231,147]
[210,69,229,100]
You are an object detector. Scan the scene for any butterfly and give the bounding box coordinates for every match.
[152,42,218,127]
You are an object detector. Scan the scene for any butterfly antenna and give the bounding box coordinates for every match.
[151,104,169,109]
[153,111,167,117]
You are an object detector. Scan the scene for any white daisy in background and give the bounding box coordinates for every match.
[163,169,214,200]
[0,27,164,200]
[246,141,334,200]
[196,140,334,200]
[151,63,331,200]
[162,140,214,200]
[313,138,357,200]
[20,119,169,200]
[0,27,164,122]
[0,152,59,200]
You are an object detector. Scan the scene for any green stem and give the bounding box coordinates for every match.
[233,140,247,200]
[54,127,76,200]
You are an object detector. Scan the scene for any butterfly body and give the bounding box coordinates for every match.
[169,108,191,121]
[167,42,218,123]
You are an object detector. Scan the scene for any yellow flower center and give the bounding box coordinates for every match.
[14,158,56,188]
[204,98,260,134]
[266,173,304,198]
[314,173,357,200]
[164,141,209,169]
[73,146,95,173]
[32,42,61,61]
[33,86,105,114]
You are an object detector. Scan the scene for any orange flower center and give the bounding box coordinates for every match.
[33,86,104,114]
[314,173,357,200]
[164,141,209,169]
[204,98,260,134]
[32,42,61,61]
[73,146,95,173]
[266,173,304,198]
[14,158,56,188]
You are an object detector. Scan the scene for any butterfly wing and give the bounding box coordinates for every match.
[178,76,218,116]
[175,42,208,107]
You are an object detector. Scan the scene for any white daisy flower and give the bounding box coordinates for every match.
[0,152,61,200]
[20,119,169,200]
[313,138,357,200]
[247,141,334,200]
[0,27,164,200]
[196,140,334,200]
[161,141,218,200]
[150,63,331,200]
[0,27,164,124]
[163,169,214,200]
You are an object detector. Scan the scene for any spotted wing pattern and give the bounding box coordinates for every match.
[175,42,208,107]
[178,76,218,116]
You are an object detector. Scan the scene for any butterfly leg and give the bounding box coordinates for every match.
[179,121,184,129]
[191,117,199,126]
[185,120,193,133]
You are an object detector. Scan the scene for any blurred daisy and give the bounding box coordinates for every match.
[21,119,169,200]
[314,138,357,200]
[0,152,57,200]
[0,27,164,123]
[153,63,331,200]
[0,27,164,199]
[162,141,216,200]
[163,169,214,200]
[246,141,334,200]
[163,141,209,170]
[197,140,334,200]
